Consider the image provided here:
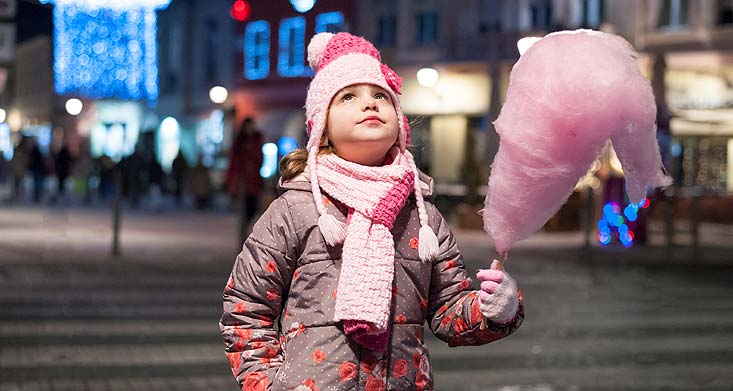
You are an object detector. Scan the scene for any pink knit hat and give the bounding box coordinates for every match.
[304,32,438,261]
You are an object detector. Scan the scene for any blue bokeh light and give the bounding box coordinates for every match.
[43,0,170,104]
[277,16,307,77]
[597,198,652,247]
[244,20,270,80]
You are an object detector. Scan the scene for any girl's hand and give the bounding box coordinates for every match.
[476,260,519,324]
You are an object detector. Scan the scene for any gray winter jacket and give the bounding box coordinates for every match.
[220,173,523,391]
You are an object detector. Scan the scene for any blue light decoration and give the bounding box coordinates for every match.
[315,11,344,33]
[158,116,180,172]
[277,136,298,158]
[260,142,278,178]
[196,109,224,167]
[290,0,316,13]
[278,16,307,77]
[244,11,346,80]
[0,124,12,160]
[597,198,651,247]
[244,20,271,80]
[39,0,171,105]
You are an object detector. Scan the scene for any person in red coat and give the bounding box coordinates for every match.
[226,117,264,231]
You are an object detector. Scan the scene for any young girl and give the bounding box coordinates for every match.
[220,32,523,391]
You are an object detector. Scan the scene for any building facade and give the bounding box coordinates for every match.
[231,0,355,143]
[355,0,632,194]
[635,0,733,195]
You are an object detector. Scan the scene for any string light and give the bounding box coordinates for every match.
[41,0,171,105]
[597,198,651,247]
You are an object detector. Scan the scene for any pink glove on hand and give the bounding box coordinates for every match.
[476,259,519,324]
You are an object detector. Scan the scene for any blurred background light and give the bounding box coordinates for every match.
[417,67,439,88]
[289,0,315,13]
[42,0,171,104]
[209,86,229,104]
[260,142,278,178]
[65,98,83,115]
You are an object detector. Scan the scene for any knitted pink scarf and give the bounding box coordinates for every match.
[317,148,415,352]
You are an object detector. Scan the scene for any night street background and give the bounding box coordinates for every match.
[1,206,732,391]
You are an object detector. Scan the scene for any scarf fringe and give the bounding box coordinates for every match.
[418,225,439,261]
[318,214,346,246]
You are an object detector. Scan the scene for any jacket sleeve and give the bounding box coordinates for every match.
[220,196,297,390]
[426,205,524,347]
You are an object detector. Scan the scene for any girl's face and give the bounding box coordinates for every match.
[326,84,399,166]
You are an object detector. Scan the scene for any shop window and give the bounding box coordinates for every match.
[478,0,503,33]
[579,0,604,28]
[244,20,270,80]
[657,0,689,29]
[530,0,553,30]
[719,0,733,25]
[415,10,439,46]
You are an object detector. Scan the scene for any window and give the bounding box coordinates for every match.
[478,0,502,33]
[657,0,689,29]
[205,18,217,85]
[164,21,182,92]
[579,0,604,28]
[719,0,733,25]
[416,10,439,46]
[244,20,270,80]
[377,15,396,46]
[278,16,307,77]
[530,0,553,30]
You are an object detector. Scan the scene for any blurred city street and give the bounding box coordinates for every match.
[1,205,732,391]
[1,0,733,390]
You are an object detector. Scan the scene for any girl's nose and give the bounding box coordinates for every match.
[363,97,378,111]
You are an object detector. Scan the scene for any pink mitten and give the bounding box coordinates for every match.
[476,260,519,324]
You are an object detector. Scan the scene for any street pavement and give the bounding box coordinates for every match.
[1,205,732,390]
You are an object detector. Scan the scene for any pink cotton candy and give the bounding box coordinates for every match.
[483,30,672,253]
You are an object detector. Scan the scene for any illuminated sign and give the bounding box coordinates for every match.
[243,11,344,80]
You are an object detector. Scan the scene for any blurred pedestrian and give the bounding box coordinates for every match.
[0,150,6,182]
[226,117,263,226]
[119,148,145,208]
[10,138,30,203]
[171,150,188,206]
[75,141,96,205]
[97,154,116,202]
[52,143,72,203]
[28,141,46,204]
[146,153,165,211]
[189,155,213,210]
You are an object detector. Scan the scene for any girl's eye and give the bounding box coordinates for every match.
[341,93,354,102]
[375,93,387,99]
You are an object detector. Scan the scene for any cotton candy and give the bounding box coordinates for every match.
[483,29,672,253]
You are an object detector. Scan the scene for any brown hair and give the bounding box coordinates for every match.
[279,143,334,182]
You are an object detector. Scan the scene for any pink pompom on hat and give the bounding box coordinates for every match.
[304,32,438,261]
